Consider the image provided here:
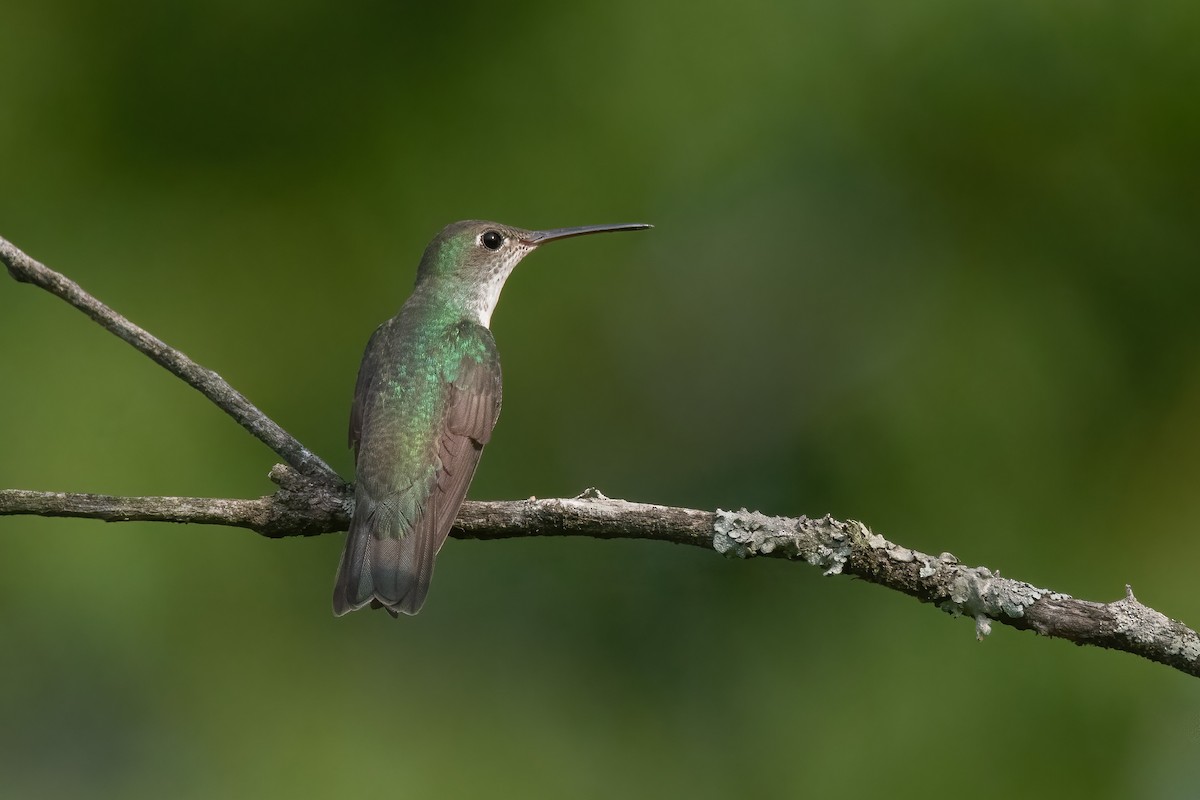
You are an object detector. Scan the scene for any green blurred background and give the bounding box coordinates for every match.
[2,1,1198,797]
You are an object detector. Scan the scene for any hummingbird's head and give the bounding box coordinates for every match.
[415,219,651,328]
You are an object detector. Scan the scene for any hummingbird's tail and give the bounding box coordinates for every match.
[332,492,437,617]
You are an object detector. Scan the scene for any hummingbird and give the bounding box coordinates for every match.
[333,219,651,616]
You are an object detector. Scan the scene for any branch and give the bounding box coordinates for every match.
[2,480,1197,678]
[0,465,350,537]
[3,234,1198,679]
[0,236,341,486]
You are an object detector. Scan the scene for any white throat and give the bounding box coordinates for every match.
[470,244,531,328]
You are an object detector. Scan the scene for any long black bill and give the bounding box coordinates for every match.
[523,223,652,245]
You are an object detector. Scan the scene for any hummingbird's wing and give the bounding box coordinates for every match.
[335,322,502,616]
[348,323,385,455]
[391,334,502,613]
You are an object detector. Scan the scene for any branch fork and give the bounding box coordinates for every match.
[2,234,1196,679]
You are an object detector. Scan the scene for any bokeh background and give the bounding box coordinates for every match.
[2,1,1199,797]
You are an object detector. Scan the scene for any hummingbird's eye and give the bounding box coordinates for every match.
[480,230,504,251]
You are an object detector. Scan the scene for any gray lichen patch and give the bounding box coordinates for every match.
[713,508,794,558]
[918,552,958,579]
[937,565,1047,637]
[1167,633,1200,662]
[1109,589,1200,662]
[1111,598,1164,646]
[713,509,862,576]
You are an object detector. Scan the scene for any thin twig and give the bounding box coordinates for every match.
[1,480,1197,678]
[0,236,341,485]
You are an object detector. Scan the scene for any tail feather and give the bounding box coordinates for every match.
[332,492,437,617]
[332,507,373,616]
